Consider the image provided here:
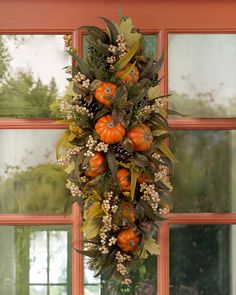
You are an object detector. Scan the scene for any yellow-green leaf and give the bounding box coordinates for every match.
[144,237,160,255]
[85,202,103,220]
[130,168,138,202]
[82,218,101,239]
[157,141,178,163]
[56,129,71,159]
[152,129,168,137]
[116,17,141,47]
[148,85,160,100]
[65,161,75,174]
[67,81,77,97]
[114,41,140,71]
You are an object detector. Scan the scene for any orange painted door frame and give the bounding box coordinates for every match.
[1,1,236,295]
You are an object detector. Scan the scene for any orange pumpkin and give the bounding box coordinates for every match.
[114,202,136,227]
[127,123,153,152]
[117,228,139,252]
[95,114,125,144]
[137,172,149,184]
[84,152,107,178]
[116,64,139,84]
[95,82,117,106]
[117,168,131,191]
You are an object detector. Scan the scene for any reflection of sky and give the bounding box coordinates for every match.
[0,130,63,177]
[3,35,70,95]
[168,34,236,106]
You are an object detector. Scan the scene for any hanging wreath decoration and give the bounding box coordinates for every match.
[58,16,177,285]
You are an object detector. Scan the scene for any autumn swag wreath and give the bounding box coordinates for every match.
[58,15,177,285]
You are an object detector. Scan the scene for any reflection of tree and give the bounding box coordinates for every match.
[0,36,61,118]
[170,225,230,295]
[171,130,231,213]
[0,163,68,214]
[170,75,236,117]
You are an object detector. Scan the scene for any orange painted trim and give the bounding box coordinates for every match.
[1,118,236,130]
[168,118,236,130]
[0,119,66,129]
[0,214,73,225]
[0,29,72,34]
[158,221,169,295]
[168,213,236,224]
[72,204,84,295]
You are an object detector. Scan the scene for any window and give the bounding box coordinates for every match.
[1,1,236,294]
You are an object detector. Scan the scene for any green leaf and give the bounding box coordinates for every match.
[167,109,188,117]
[99,17,119,44]
[90,79,103,92]
[133,154,149,167]
[82,216,102,240]
[152,129,169,137]
[67,81,77,96]
[157,141,178,163]
[74,248,98,258]
[148,85,160,100]
[56,129,71,159]
[65,161,75,174]
[145,50,164,79]
[106,150,118,180]
[143,237,160,255]
[114,40,140,71]
[115,17,142,47]
[67,50,94,80]
[80,26,110,43]
[130,168,138,201]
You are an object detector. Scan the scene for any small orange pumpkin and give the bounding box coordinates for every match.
[117,228,139,252]
[116,64,140,84]
[95,82,117,106]
[127,123,153,152]
[117,168,131,191]
[137,172,149,184]
[95,114,125,144]
[114,202,136,227]
[84,152,107,178]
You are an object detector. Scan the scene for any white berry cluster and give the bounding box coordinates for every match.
[66,181,84,198]
[73,105,94,119]
[152,152,161,160]
[80,176,89,183]
[159,207,170,215]
[140,183,160,210]
[73,71,90,89]
[95,142,109,153]
[152,98,166,109]
[154,165,168,181]
[116,34,127,57]
[107,34,127,71]
[60,100,74,120]
[84,135,97,157]
[99,214,112,254]
[58,146,82,167]
[115,251,132,285]
[65,66,72,74]
[136,105,152,120]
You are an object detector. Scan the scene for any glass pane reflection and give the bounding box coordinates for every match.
[170,224,234,295]
[171,130,236,212]
[0,225,71,295]
[0,130,68,214]
[0,35,70,118]
[169,34,236,117]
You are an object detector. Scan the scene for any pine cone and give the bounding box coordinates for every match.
[76,96,98,114]
[113,143,132,162]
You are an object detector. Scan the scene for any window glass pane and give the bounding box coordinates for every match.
[49,231,68,284]
[0,225,72,295]
[30,231,47,284]
[168,34,236,117]
[171,130,236,212]
[30,285,47,295]
[0,35,70,118]
[170,224,233,294]
[49,286,67,295]
[84,285,101,295]
[0,130,68,214]
[143,34,157,58]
